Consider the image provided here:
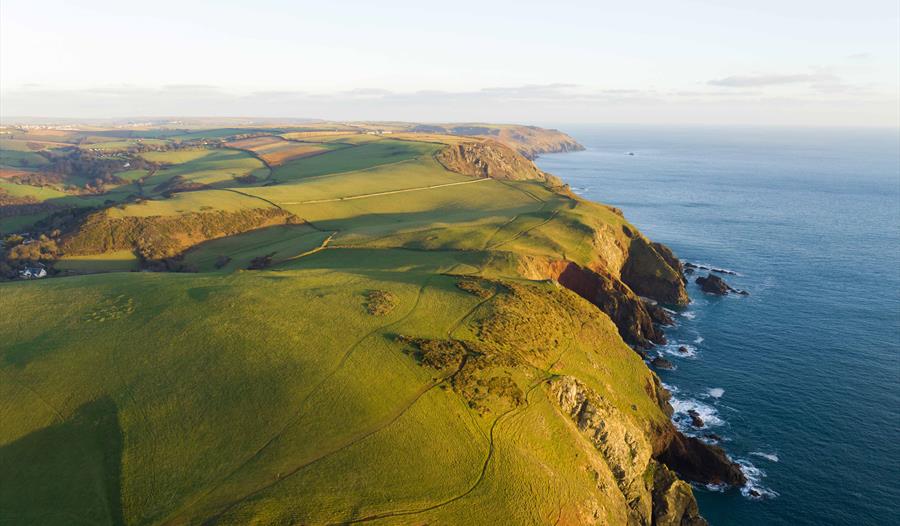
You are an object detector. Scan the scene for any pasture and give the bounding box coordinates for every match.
[83,139,170,151]
[0,127,686,526]
[269,139,438,181]
[225,136,340,166]
[0,257,663,525]
[0,149,51,169]
[139,149,267,190]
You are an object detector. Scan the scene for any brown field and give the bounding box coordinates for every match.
[0,168,33,179]
[281,130,355,139]
[225,136,333,166]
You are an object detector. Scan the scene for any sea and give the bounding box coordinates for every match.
[535,125,900,526]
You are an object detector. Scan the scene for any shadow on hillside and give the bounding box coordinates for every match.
[0,396,125,526]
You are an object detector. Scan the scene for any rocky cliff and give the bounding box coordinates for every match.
[434,139,567,187]
[435,139,745,523]
[411,123,585,158]
[436,138,690,347]
[549,376,707,525]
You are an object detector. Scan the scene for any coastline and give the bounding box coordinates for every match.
[533,143,772,504]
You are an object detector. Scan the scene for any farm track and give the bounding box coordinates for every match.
[172,277,435,525]
[487,209,561,251]
[481,201,550,251]
[283,231,337,262]
[279,177,491,205]
[276,155,422,184]
[204,373,453,526]
[335,377,548,525]
[497,179,546,203]
[197,282,497,525]
[332,295,580,525]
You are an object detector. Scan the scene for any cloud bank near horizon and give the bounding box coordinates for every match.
[2,81,897,127]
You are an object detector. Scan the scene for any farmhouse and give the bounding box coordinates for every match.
[19,266,47,279]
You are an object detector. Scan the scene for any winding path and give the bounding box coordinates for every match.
[167,277,435,525]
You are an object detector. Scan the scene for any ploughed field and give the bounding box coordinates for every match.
[0,124,721,525]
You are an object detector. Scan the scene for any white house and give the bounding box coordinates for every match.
[19,267,47,279]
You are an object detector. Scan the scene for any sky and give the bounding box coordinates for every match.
[1,0,898,126]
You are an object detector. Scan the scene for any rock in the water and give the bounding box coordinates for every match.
[658,433,747,486]
[684,262,737,276]
[678,346,689,354]
[695,274,732,295]
[645,300,676,326]
[688,409,704,428]
[705,433,722,442]
[652,356,675,370]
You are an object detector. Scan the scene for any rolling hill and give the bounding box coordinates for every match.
[0,123,743,525]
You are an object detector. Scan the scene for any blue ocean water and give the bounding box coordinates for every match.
[535,125,900,526]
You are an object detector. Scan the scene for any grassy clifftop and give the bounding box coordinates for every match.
[0,125,739,525]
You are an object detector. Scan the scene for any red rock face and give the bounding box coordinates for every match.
[544,260,665,348]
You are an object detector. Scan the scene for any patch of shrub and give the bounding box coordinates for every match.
[456,278,494,298]
[61,207,295,263]
[395,335,469,370]
[247,252,276,270]
[365,289,398,316]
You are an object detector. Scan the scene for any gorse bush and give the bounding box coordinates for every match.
[62,207,294,262]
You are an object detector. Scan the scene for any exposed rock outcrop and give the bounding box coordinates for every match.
[543,260,665,348]
[514,236,687,348]
[549,376,710,526]
[652,356,675,370]
[650,463,708,526]
[688,410,704,428]
[413,123,585,158]
[435,140,567,188]
[622,238,690,306]
[643,298,675,326]
[657,431,747,487]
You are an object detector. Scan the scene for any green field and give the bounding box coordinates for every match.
[0,149,51,169]
[139,149,267,191]
[84,139,170,151]
[0,127,707,525]
[270,140,438,181]
[0,181,68,200]
[0,262,669,525]
[55,250,141,273]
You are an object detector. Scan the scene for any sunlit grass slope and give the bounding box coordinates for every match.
[0,131,697,525]
[0,259,667,525]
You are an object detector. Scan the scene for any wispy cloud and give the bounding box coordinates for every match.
[845,52,871,61]
[708,72,838,87]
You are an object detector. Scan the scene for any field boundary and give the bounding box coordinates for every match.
[280,177,491,205]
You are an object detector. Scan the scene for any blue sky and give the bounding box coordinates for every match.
[1,0,898,126]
